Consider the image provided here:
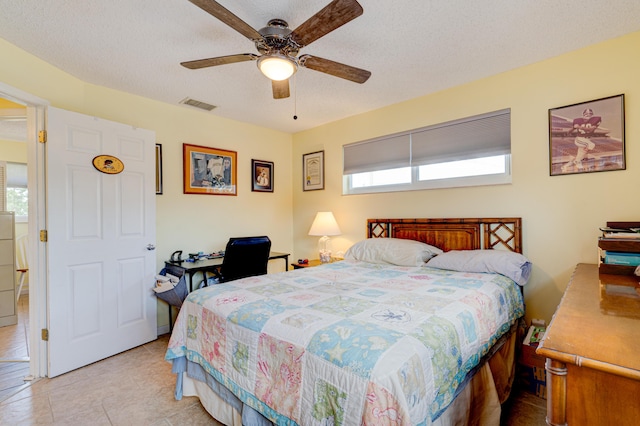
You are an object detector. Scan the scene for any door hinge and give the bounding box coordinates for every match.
[38,130,47,143]
[41,329,49,341]
[40,229,48,242]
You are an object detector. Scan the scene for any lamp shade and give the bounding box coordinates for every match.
[257,54,297,81]
[308,212,341,236]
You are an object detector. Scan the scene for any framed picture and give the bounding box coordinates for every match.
[251,159,274,192]
[155,144,163,194]
[549,94,625,176]
[303,150,324,191]
[183,143,237,195]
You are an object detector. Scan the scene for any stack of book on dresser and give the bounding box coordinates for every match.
[597,222,640,316]
[598,221,640,276]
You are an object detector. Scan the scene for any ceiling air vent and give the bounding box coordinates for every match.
[180,98,217,111]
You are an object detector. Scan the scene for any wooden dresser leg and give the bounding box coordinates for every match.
[545,358,567,426]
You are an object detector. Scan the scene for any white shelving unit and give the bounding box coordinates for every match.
[0,211,16,327]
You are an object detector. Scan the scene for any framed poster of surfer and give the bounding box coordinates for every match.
[549,94,625,176]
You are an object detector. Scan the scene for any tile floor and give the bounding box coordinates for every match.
[0,295,31,402]
[0,297,547,425]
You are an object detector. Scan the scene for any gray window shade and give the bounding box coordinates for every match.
[343,134,410,174]
[7,162,27,188]
[411,110,510,166]
[343,109,510,174]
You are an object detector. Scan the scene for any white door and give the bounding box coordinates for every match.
[46,107,156,377]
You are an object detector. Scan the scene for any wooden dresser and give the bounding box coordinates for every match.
[537,263,640,425]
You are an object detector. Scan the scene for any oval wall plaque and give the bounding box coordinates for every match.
[92,155,124,174]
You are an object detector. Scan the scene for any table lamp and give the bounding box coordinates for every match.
[308,212,341,263]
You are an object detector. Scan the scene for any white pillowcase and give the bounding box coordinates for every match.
[426,249,532,286]
[344,238,443,266]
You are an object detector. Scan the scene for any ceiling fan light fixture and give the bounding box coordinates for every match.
[258,54,297,81]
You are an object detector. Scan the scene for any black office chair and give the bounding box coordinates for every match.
[214,236,272,283]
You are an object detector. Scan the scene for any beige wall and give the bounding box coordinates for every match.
[292,31,640,325]
[0,38,294,329]
[2,30,639,329]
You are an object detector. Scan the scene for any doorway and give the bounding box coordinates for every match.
[0,95,34,397]
[0,82,48,384]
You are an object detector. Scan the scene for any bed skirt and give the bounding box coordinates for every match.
[173,325,517,425]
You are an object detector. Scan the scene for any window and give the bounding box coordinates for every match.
[5,162,28,222]
[343,109,511,194]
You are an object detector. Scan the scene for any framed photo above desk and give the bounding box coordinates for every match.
[251,159,274,192]
[183,143,237,195]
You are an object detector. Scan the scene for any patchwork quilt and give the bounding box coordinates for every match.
[166,260,524,425]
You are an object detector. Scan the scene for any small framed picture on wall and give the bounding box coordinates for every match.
[155,144,163,194]
[303,150,324,191]
[251,159,274,192]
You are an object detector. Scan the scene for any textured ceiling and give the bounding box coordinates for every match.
[1,0,640,135]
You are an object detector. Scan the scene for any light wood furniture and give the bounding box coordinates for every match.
[15,234,28,302]
[367,217,522,252]
[536,263,640,425]
[0,212,16,327]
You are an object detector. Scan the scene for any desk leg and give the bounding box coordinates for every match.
[284,255,289,271]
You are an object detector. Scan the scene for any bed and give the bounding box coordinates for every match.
[166,217,530,425]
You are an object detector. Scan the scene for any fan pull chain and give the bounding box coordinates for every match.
[293,74,298,120]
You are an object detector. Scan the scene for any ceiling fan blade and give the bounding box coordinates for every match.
[181,53,258,69]
[272,80,290,99]
[290,0,363,48]
[299,55,371,83]
[188,0,262,41]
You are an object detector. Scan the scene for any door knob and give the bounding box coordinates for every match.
[146,244,156,251]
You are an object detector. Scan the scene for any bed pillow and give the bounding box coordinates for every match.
[426,249,532,286]
[344,238,443,266]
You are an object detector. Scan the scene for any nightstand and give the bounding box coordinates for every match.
[291,259,323,269]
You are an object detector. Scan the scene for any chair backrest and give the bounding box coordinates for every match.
[220,236,271,282]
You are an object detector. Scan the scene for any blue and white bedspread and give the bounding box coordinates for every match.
[166,260,524,425]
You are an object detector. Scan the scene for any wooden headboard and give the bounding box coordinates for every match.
[367,218,522,253]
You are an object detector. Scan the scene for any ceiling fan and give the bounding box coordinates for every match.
[181,0,371,99]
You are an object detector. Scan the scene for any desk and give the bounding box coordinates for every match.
[163,251,289,329]
[164,251,290,293]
